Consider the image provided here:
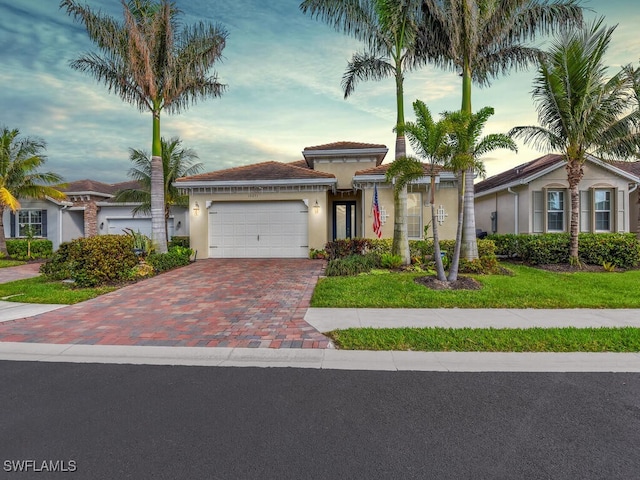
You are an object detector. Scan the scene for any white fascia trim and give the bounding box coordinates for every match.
[44,196,73,207]
[303,148,388,158]
[474,162,566,199]
[64,191,113,198]
[174,178,337,189]
[96,201,142,207]
[585,154,640,182]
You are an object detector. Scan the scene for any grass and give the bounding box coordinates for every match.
[327,327,640,352]
[0,276,117,304]
[311,263,640,308]
[0,259,26,268]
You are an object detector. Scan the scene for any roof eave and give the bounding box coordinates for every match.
[174,178,337,189]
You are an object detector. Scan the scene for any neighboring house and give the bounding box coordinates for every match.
[474,154,640,236]
[3,179,189,250]
[175,141,459,259]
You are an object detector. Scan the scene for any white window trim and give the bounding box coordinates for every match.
[407,192,423,239]
[546,189,565,232]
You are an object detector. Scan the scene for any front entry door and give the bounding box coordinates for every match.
[333,201,356,240]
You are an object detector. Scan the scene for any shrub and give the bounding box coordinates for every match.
[146,246,193,273]
[325,253,381,276]
[324,238,372,260]
[368,238,393,256]
[7,239,53,260]
[40,235,138,287]
[487,233,640,268]
[309,248,327,259]
[169,236,190,248]
[380,253,403,269]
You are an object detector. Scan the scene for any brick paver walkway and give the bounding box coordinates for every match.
[0,263,41,284]
[0,259,331,348]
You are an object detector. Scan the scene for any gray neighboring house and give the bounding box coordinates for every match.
[474,154,640,237]
[4,179,189,251]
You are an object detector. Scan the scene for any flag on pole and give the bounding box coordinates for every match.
[372,183,382,238]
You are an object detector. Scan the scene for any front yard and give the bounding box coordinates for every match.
[311,263,640,309]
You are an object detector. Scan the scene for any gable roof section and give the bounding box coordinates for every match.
[175,161,336,188]
[353,163,456,182]
[60,179,119,197]
[609,160,640,178]
[475,154,640,198]
[302,141,388,167]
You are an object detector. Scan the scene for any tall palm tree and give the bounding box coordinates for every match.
[300,0,424,264]
[443,107,517,281]
[509,18,640,264]
[60,0,227,253]
[0,127,66,256]
[419,0,583,260]
[113,137,204,243]
[403,99,451,280]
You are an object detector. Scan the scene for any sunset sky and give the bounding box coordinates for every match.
[1,0,638,183]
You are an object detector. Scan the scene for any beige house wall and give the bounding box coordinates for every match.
[360,183,458,241]
[188,190,331,259]
[313,158,378,189]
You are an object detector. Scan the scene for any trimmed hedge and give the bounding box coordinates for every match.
[487,233,640,268]
[168,236,190,248]
[40,235,139,287]
[6,239,53,260]
[147,246,193,273]
[325,253,381,276]
[324,238,372,260]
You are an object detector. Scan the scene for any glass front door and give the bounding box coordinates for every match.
[333,201,356,240]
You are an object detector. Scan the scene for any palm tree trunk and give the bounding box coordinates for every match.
[429,178,446,281]
[567,160,583,263]
[391,65,410,265]
[448,170,465,282]
[0,205,8,257]
[151,107,168,253]
[460,64,478,260]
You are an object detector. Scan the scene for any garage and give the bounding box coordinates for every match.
[208,201,309,258]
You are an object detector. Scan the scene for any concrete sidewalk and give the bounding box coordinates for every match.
[0,301,66,322]
[1,307,639,372]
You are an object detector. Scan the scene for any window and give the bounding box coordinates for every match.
[547,190,564,231]
[594,189,611,231]
[18,210,43,237]
[407,192,422,238]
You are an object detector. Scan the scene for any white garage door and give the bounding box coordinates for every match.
[209,201,308,258]
[107,218,174,238]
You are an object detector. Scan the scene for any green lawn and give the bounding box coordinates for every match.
[311,263,640,308]
[327,327,640,352]
[0,276,117,304]
[0,259,26,268]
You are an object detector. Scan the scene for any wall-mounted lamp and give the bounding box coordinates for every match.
[176,221,181,229]
[193,202,200,216]
[313,200,320,214]
[99,222,104,230]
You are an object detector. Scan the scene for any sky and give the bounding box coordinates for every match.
[1,0,639,184]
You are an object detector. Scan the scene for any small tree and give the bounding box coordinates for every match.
[0,127,66,256]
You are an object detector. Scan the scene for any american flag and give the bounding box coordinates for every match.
[372,183,382,238]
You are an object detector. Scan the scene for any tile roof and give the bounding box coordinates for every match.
[175,161,336,183]
[303,141,387,151]
[609,160,640,178]
[60,179,120,196]
[474,154,564,194]
[354,163,446,176]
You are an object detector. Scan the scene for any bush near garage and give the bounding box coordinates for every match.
[146,246,193,273]
[40,235,139,287]
[6,239,53,260]
[168,236,190,248]
[487,233,640,268]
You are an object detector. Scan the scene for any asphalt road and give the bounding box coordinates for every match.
[1,361,639,480]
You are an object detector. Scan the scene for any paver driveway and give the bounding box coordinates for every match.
[0,259,331,348]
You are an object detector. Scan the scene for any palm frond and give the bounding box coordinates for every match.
[342,52,394,98]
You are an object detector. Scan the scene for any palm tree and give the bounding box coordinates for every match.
[509,18,640,264]
[0,127,66,256]
[113,137,204,243]
[419,0,584,260]
[443,107,517,281]
[403,100,451,280]
[300,0,424,264]
[60,0,227,253]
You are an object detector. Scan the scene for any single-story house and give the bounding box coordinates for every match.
[4,179,189,250]
[474,154,640,236]
[175,141,459,259]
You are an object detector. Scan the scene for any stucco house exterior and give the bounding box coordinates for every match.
[4,179,189,250]
[474,154,640,236]
[175,141,459,259]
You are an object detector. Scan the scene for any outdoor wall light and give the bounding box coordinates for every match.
[193,202,200,216]
[176,221,181,229]
[99,222,104,230]
[313,200,320,214]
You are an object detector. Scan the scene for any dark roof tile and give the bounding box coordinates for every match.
[176,161,335,182]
